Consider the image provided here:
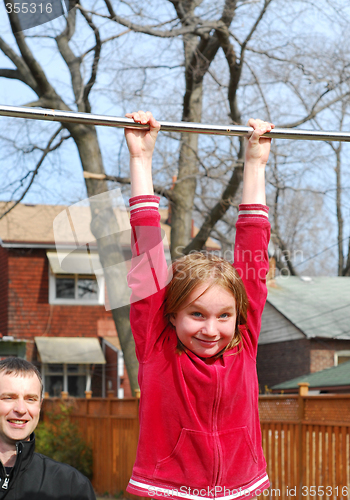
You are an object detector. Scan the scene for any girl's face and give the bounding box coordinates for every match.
[170,283,237,358]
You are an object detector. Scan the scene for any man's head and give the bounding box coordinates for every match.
[0,358,42,447]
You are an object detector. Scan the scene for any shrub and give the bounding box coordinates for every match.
[35,401,93,479]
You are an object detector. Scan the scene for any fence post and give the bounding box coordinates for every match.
[297,383,309,499]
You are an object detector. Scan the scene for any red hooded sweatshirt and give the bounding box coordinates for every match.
[126,195,270,500]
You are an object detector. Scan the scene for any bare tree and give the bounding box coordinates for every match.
[0,1,140,393]
[325,101,350,276]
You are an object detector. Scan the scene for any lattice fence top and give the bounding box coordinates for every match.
[304,397,350,424]
[259,395,350,424]
[259,397,299,421]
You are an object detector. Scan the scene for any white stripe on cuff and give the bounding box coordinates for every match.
[130,202,159,211]
[238,210,268,218]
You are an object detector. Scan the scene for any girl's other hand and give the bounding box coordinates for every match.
[125,111,160,161]
[245,118,275,166]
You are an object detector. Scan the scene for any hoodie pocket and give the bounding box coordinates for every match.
[153,428,215,488]
[218,426,258,487]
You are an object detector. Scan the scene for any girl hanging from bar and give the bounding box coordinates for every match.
[124,110,274,500]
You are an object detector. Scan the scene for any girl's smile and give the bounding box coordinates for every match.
[170,283,237,358]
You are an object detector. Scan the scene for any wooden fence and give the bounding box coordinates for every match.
[258,389,350,500]
[42,389,350,499]
[42,397,140,497]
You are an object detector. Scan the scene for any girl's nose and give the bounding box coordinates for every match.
[203,319,218,336]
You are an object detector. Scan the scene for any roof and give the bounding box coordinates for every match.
[0,201,130,247]
[35,337,106,364]
[272,360,350,391]
[266,276,350,340]
[0,201,220,250]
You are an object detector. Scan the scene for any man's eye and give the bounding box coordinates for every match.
[191,312,202,317]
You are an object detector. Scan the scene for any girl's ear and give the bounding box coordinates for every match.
[169,314,176,327]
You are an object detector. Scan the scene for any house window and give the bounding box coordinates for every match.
[42,364,90,397]
[334,351,350,366]
[55,275,99,301]
[47,250,104,305]
[49,272,104,305]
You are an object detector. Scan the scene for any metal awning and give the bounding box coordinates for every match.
[46,250,102,275]
[35,337,106,364]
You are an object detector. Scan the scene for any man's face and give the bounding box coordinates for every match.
[0,372,42,446]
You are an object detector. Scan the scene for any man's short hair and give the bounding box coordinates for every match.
[0,357,43,399]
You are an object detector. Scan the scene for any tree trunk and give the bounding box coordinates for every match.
[66,123,139,395]
[334,145,344,276]
[170,31,203,258]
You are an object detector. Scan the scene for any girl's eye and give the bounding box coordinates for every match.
[220,313,229,319]
[191,312,202,318]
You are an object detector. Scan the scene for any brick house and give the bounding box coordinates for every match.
[257,276,350,392]
[0,201,219,398]
[0,201,133,397]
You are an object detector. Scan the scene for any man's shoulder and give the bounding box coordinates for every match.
[32,452,91,483]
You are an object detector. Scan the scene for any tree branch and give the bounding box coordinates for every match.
[240,0,272,60]
[280,90,350,129]
[103,0,219,37]
[0,37,39,92]
[55,7,85,110]
[6,10,57,98]
[183,160,244,254]
[82,171,175,201]
[77,4,102,109]
[0,127,68,221]
[271,229,299,276]
[0,68,25,82]
[81,30,131,59]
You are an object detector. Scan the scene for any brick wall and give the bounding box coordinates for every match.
[257,337,350,392]
[310,349,334,372]
[0,246,9,336]
[5,247,133,396]
[310,338,350,371]
[7,248,114,340]
[257,338,311,393]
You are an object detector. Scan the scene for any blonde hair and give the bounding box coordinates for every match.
[164,252,248,356]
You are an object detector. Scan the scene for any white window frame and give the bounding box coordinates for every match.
[42,363,91,395]
[334,350,350,366]
[48,267,105,305]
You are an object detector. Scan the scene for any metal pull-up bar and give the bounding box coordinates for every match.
[1,104,350,143]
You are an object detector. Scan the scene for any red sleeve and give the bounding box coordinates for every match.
[127,195,169,362]
[234,204,270,359]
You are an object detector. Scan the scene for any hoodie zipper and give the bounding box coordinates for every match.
[213,365,221,486]
[1,462,9,490]
[1,477,9,490]
[1,442,23,491]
